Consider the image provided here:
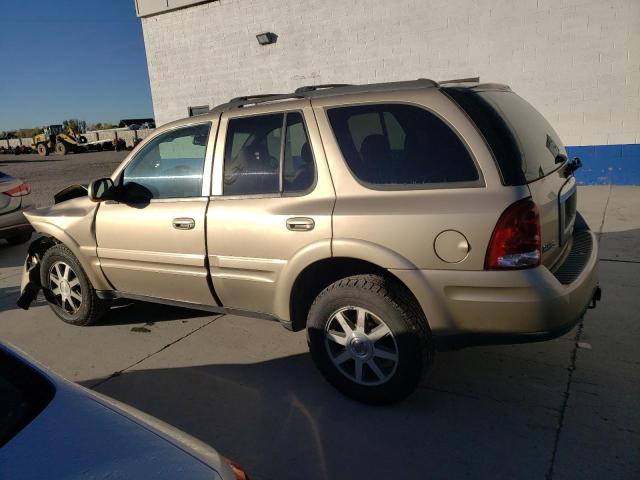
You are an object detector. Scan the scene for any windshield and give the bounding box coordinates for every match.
[444,87,567,185]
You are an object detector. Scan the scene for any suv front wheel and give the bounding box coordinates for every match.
[40,244,109,326]
[307,274,433,404]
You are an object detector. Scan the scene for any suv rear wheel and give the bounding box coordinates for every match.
[307,274,433,404]
[40,244,109,326]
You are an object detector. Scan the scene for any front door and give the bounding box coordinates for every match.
[95,121,218,305]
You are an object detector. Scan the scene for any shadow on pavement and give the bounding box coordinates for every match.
[0,240,29,268]
[99,300,211,326]
[0,286,23,313]
[82,339,573,480]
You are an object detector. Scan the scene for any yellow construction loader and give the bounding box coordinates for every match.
[33,125,87,156]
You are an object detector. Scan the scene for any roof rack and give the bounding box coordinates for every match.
[294,84,353,93]
[210,78,440,114]
[228,93,285,103]
[439,76,480,85]
[210,93,304,113]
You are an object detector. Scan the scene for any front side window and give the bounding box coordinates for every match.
[122,123,210,200]
[327,104,479,187]
[223,112,315,195]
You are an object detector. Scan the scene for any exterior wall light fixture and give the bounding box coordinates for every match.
[256,32,278,45]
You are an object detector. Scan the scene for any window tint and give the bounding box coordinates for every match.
[477,90,565,183]
[327,104,479,187]
[122,123,210,200]
[223,112,314,195]
[283,112,315,193]
[223,114,282,195]
[444,88,566,184]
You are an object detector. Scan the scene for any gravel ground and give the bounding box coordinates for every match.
[0,151,127,207]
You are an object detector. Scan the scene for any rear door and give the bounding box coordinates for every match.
[206,100,334,317]
[95,121,218,304]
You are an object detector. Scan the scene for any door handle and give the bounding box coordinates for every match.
[286,217,315,232]
[172,217,195,230]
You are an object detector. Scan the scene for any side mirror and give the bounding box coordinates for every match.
[88,177,115,202]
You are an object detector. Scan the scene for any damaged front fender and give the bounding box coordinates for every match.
[16,236,56,310]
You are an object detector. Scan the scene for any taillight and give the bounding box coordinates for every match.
[3,182,31,197]
[224,457,249,480]
[485,198,541,270]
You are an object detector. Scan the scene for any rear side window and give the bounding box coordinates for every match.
[223,112,315,195]
[327,104,479,188]
[444,88,566,185]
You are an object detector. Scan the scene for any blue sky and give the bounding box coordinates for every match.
[0,0,153,131]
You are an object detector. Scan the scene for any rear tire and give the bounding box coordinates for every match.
[40,244,109,326]
[37,144,48,156]
[55,142,67,155]
[307,274,434,405]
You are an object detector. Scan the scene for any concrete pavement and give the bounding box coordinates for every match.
[0,184,638,480]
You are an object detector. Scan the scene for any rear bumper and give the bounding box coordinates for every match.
[391,228,599,348]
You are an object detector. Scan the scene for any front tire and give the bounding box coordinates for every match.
[307,274,434,405]
[37,144,48,156]
[55,142,68,155]
[40,244,109,326]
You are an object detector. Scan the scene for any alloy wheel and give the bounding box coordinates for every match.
[49,261,82,314]
[324,306,399,386]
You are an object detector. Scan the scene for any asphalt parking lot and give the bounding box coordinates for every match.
[0,152,639,480]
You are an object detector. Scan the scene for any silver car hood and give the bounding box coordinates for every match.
[0,344,233,480]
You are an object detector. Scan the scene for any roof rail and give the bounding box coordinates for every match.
[210,78,440,114]
[210,93,304,113]
[294,84,353,93]
[439,76,480,85]
[228,93,284,103]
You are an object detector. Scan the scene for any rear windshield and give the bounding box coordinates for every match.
[444,88,566,185]
[0,349,55,447]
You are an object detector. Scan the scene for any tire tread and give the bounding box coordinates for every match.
[308,274,433,404]
[41,243,108,326]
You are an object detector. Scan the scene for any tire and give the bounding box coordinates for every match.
[6,230,32,245]
[40,244,109,326]
[55,142,68,155]
[37,144,48,156]
[307,274,434,405]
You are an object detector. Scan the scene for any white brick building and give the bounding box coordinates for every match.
[136,0,639,149]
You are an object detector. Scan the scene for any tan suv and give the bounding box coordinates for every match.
[18,79,600,404]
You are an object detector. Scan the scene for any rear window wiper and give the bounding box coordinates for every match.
[564,157,582,177]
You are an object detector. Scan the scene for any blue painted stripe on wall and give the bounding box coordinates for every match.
[567,144,640,185]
